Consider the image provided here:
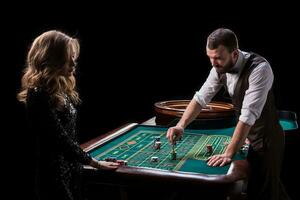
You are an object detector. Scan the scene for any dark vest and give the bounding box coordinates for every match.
[220,53,284,151]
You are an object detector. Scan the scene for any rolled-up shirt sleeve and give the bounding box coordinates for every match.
[193,68,223,108]
[239,62,274,126]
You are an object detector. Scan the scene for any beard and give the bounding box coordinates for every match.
[214,59,235,74]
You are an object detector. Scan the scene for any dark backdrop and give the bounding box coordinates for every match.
[12,14,300,141]
[5,4,300,199]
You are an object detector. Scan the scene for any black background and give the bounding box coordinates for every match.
[5,3,300,199]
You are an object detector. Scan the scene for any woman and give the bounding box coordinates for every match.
[17,30,119,200]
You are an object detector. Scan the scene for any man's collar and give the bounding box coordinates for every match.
[227,50,243,74]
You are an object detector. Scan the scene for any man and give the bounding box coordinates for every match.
[166,28,290,200]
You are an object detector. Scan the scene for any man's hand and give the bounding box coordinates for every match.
[207,154,232,167]
[166,126,184,144]
[206,121,252,167]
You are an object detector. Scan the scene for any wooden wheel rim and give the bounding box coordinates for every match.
[154,100,235,119]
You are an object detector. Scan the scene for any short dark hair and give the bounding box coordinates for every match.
[207,28,238,52]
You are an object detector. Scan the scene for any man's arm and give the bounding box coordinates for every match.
[225,121,251,157]
[208,61,273,166]
[166,68,222,144]
[207,120,251,166]
[166,99,202,144]
[177,99,203,129]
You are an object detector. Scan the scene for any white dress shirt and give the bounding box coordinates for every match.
[193,50,274,126]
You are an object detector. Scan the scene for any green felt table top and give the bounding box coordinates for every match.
[89,125,245,175]
[87,119,297,175]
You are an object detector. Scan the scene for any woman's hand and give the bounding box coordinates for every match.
[90,158,119,170]
[97,160,120,170]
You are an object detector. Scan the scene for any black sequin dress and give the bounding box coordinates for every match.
[26,88,92,200]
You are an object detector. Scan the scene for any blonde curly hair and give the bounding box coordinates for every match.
[17,30,81,109]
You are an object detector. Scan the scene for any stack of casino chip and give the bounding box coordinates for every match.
[206,144,213,154]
